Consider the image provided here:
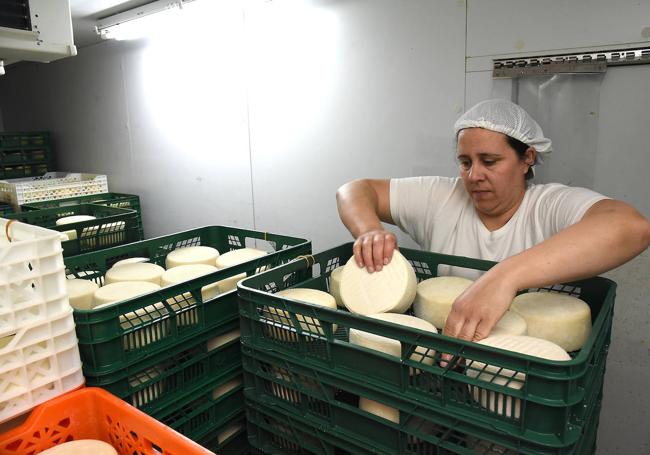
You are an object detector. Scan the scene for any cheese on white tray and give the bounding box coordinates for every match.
[340,251,416,315]
[412,276,473,328]
[510,291,591,352]
[165,246,220,269]
[104,263,165,286]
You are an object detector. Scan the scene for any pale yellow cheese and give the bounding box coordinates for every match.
[93,281,161,307]
[212,377,242,399]
[349,313,437,368]
[214,248,267,293]
[490,311,528,336]
[207,329,241,351]
[359,397,399,423]
[217,423,243,444]
[38,440,117,455]
[328,266,345,307]
[66,278,100,310]
[104,263,165,286]
[412,276,473,328]
[340,251,416,315]
[466,335,570,418]
[55,215,96,226]
[161,264,219,301]
[128,367,164,407]
[510,292,591,352]
[113,257,150,267]
[165,246,220,269]
[270,288,337,337]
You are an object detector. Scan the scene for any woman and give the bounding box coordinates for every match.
[336,99,650,344]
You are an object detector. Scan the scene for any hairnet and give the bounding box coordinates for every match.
[453,99,553,168]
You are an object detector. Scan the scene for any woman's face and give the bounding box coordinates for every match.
[457,128,534,219]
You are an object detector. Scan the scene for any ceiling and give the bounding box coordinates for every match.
[69,0,154,47]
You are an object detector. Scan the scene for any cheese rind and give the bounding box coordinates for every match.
[412,276,473,328]
[510,292,591,352]
[328,266,345,307]
[268,288,337,338]
[340,251,416,315]
[38,440,117,455]
[161,264,219,301]
[215,247,267,268]
[466,335,570,418]
[165,246,220,269]
[113,257,150,267]
[490,311,528,336]
[207,329,241,351]
[359,397,399,423]
[55,215,96,225]
[212,377,242,399]
[349,313,437,366]
[66,278,100,310]
[93,281,161,307]
[104,263,165,286]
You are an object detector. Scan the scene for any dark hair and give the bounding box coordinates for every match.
[506,135,534,180]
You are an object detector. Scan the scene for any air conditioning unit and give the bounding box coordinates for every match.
[0,0,77,75]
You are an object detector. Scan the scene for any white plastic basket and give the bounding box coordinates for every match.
[0,308,84,423]
[0,173,109,207]
[1,219,70,336]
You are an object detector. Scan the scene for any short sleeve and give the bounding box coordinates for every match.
[536,184,610,234]
[389,176,460,248]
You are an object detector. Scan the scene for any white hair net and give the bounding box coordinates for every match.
[453,99,552,170]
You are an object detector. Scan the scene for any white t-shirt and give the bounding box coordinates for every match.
[389,176,608,279]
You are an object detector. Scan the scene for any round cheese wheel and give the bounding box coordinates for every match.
[466,335,570,418]
[270,288,337,337]
[215,247,267,268]
[359,397,399,423]
[212,377,242,399]
[38,440,117,455]
[93,281,161,307]
[510,292,591,352]
[217,423,243,444]
[490,311,528,336]
[349,313,437,368]
[59,232,72,242]
[328,266,345,307]
[412,276,473,328]
[340,251,416,315]
[113,257,150,267]
[55,215,96,225]
[105,263,165,286]
[66,278,100,310]
[161,264,219,301]
[165,246,220,269]
[207,329,241,351]
[215,272,246,294]
[128,367,163,407]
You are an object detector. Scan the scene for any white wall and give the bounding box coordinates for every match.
[0,1,648,453]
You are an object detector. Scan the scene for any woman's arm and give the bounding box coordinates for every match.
[444,199,650,343]
[336,179,398,272]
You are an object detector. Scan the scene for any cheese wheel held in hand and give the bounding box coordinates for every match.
[328,266,345,307]
[413,276,473,328]
[340,251,416,315]
[490,311,527,336]
[510,292,591,352]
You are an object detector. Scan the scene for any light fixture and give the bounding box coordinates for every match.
[95,0,191,41]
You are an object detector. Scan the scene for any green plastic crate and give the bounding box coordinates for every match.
[238,243,615,449]
[0,131,49,148]
[158,380,244,442]
[66,225,310,375]
[7,203,141,256]
[21,192,145,238]
[84,317,242,413]
[242,342,605,455]
[199,414,250,455]
[0,202,13,216]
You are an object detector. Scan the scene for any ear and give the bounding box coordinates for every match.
[524,147,536,167]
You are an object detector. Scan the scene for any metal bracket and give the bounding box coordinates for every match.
[493,47,650,79]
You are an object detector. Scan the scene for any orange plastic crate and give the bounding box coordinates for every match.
[0,387,214,455]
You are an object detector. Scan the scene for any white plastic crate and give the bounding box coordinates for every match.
[1,219,70,336]
[0,172,108,207]
[0,308,84,423]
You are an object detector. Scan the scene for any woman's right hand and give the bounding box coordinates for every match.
[352,229,398,273]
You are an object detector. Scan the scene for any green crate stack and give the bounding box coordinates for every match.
[0,132,53,179]
[21,192,145,239]
[0,201,13,216]
[64,226,311,452]
[7,203,141,256]
[237,243,615,454]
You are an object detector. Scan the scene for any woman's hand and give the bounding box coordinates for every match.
[352,229,398,273]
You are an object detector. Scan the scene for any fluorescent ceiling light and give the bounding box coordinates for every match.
[95,0,189,41]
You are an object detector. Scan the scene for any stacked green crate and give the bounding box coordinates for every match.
[64,226,311,453]
[7,204,141,256]
[237,243,615,454]
[0,132,53,179]
[0,201,13,216]
[22,192,145,239]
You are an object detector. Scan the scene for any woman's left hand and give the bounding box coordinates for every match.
[441,268,517,364]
